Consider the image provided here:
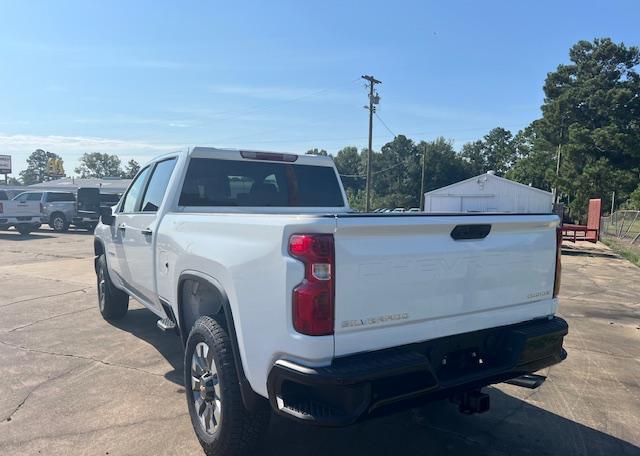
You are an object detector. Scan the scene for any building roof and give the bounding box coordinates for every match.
[424,173,552,197]
[27,177,131,193]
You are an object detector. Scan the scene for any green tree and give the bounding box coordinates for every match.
[334,146,364,194]
[371,135,421,209]
[419,137,473,194]
[623,184,640,209]
[460,127,517,176]
[74,152,123,178]
[305,148,328,156]
[123,159,141,179]
[538,38,640,221]
[506,122,556,191]
[19,149,63,184]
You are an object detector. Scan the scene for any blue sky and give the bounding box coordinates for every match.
[0,0,638,176]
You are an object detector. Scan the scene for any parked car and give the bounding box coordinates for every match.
[12,191,76,232]
[94,147,567,455]
[73,188,122,231]
[0,194,42,234]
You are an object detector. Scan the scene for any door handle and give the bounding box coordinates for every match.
[141,228,153,236]
[118,223,127,232]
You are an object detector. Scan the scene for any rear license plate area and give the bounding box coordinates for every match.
[438,347,488,380]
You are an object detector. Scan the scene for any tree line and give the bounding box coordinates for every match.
[18,150,141,184]
[11,38,639,221]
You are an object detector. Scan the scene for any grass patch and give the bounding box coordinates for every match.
[601,237,640,268]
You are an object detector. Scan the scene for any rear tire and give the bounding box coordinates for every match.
[50,212,69,232]
[185,316,270,456]
[96,254,129,320]
[16,225,32,236]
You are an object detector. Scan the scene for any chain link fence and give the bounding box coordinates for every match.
[601,210,640,255]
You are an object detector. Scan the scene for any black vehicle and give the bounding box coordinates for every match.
[73,188,122,231]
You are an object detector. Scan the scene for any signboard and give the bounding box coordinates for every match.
[0,155,10,174]
[46,157,65,178]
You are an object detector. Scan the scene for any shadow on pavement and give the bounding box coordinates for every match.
[108,307,184,386]
[107,308,639,456]
[0,231,56,241]
[264,389,639,456]
[562,248,619,259]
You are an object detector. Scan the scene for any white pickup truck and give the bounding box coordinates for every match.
[94,147,567,455]
[0,193,42,235]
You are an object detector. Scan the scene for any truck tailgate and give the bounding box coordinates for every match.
[0,201,41,217]
[333,214,559,357]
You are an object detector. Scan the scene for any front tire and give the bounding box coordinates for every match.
[50,212,69,232]
[96,254,129,320]
[185,316,270,456]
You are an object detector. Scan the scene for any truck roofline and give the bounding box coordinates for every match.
[189,146,335,166]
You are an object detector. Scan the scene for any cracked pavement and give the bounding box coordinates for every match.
[0,229,639,455]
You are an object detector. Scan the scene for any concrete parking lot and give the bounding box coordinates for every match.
[0,229,639,455]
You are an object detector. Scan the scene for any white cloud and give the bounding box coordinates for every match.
[0,132,179,153]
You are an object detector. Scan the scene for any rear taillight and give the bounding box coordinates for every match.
[553,227,562,298]
[0,202,3,214]
[39,202,44,213]
[289,234,335,336]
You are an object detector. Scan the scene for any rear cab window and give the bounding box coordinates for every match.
[46,192,75,202]
[179,158,344,207]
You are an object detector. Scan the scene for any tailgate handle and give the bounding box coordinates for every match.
[451,224,491,240]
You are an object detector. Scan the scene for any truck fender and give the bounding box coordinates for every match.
[177,271,267,411]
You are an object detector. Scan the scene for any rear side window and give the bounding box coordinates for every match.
[26,193,43,201]
[120,166,151,213]
[100,193,121,205]
[46,192,75,202]
[179,158,344,207]
[140,158,177,212]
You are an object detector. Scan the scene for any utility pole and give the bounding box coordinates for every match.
[611,191,616,216]
[420,143,427,211]
[362,74,381,212]
[553,143,562,204]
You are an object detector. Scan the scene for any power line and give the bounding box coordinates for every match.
[374,112,396,137]
[339,161,404,178]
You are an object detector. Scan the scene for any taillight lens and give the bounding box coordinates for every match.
[289,234,335,336]
[553,227,562,298]
[39,202,44,213]
[0,202,3,214]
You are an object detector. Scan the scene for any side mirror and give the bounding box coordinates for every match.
[100,206,115,226]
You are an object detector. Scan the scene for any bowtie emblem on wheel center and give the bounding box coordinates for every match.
[199,371,217,401]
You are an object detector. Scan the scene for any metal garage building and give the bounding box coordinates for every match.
[423,172,553,213]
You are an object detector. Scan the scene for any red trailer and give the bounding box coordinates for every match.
[562,198,601,243]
